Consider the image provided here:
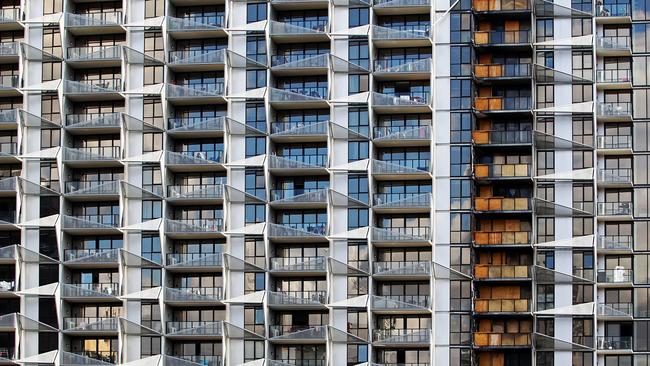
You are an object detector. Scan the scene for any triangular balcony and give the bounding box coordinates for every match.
[372,328,431,345]
[270,120,329,142]
[271,53,329,75]
[166,82,225,103]
[267,290,328,308]
[168,48,226,70]
[372,25,431,47]
[372,159,430,179]
[270,188,328,209]
[373,125,430,147]
[65,112,122,132]
[372,261,431,277]
[167,183,224,204]
[370,294,430,312]
[371,226,430,243]
[65,180,120,199]
[63,317,119,334]
[167,116,226,137]
[62,214,121,233]
[268,154,328,174]
[269,20,329,42]
[165,150,225,171]
[373,58,432,79]
[166,252,224,270]
[166,320,223,338]
[167,15,226,38]
[373,192,431,213]
[63,248,120,266]
[67,45,122,66]
[267,222,328,241]
[268,87,328,108]
[270,256,327,273]
[61,282,120,299]
[269,325,327,342]
[371,91,431,112]
[164,287,224,305]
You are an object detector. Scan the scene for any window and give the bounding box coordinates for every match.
[450,13,471,43]
[245,169,265,198]
[348,74,369,94]
[573,318,594,347]
[245,237,265,268]
[244,340,264,362]
[140,302,161,331]
[450,112,472,143]
[244,272,265,293]
[143,98,163,128]
[143,132,162,152]
[349,8,369,27]
[246,102,266,132]
[41,94,60,124]
[536,18,554,42]
[349,40,369,69]
[348,141,368,162]
[537,284,555,310]
[41,128,59,150]
[42,62,61,82]
[450,179,471,210]
[40,162,59,192]
[142,200,162,221]
[347,344,368,365]
[244,306,265,334]
[347,275,368,297]
[572,116,594,145]
[450,146,471,176]
[141,234,161,264]
[449,348,471,366]
[247,3,266,23]
[246,35,266,64]
[537,352,554,366]
[573,183,594,213]
[245,204,265,224]
[348,208,368,229]
[44,0,63,14]
[573,150,593,169]
[348,107,369,136]
[144,65,163,85]
[246,136,266,157]
[141,336,161,357]
[537,84,554,108]
[450,280,471,311]
[573,84,593,103]
[450,212,471,244]
[450,79,472,109]
[537,217,555,243]
[450,46,471,76]
[573,284,594,304]
[572,18,592,36]
[142,268,161,289]
[246,69,266,90]
[348,241,369,272]
[145,0,164,18]
[142,165,162,195]
[348,174,369,203]
[537,150,554,175]
[144,32,164,60]
[450,313,471,345]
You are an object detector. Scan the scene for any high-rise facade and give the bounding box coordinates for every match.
[0,0,648,365]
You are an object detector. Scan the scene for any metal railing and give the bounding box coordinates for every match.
[596,69,631,83]
[597,268,633,283]
[597,135,632,150]
[597,336,633,350]
[597,3,631,17]
[598,235,633,250]
[597,102,632,117]
[474,30,531,45]
[597,36,631,50]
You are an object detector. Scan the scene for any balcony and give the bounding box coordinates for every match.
[65,181,120,199]
[372,192,431,213]
[473,30,531,48]
[268,154,328,174]
[269,20,329,43]
[373,261,431,278]
[596,36,632,56]
[62,283,120,300]
[0,8,20,29]
[597,102,632,122]
[0,141,17,160]
[167,116,225,137]
[474,63,532,81]
[474,163,531,180]
[597,135,632,154]
[596,4,632,23]
[598,302,633,319]
[271,54,329,76]
[269,189,328,209]
[267,222,328,240]
[473,129,532,146]
[473,0,530,12]
[67,46,122,66]
[598,168,632,187]
[371,294,430,312]
[597,202,633,219]
[166,150,225,171]
[166,83,225,104]
[372,226,431,244]
[597,235,633,252]
[373,58,432,79]
[597,336,633,352]
[62,147,121,167]
[373,0,432,14]
[63,317,118,334]
[474,230,531,246]
[64,79,122,100]
[65,113,122,132]
[269,256,327,273]
[0,42,19,63]
[597,268,633,286]
[474,96,532,114]
[474,298,531,313]
[62,214,121,233]
[168,49,226,70]
[474,197,532,213]
[372,25,431,47]
[269,87,328,108]
[474,332,532,348]
[166,252,223,270]
[270,121,329,142]
[63,248,120,266]
[167,184,224,203]
[0,75,19,96]
[164,287,224,305]
[71,351,117,364]
[166,219,224,238]
[372,329,431,345]
[0,278,14,295]
[373,125,431,147]
[267,291,328,309]
[166,321,223,338]
[596,69,632,89]
[66,12,124,34]
[371,91,431,113]
[269,325,327,342]
[372,159,431,179]
[474,265,530,280]
[167,15,226,39]
[175,355,222,366]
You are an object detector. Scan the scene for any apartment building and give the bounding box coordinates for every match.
[0,0,648,365]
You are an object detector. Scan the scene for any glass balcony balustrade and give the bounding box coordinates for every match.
[271,121,329,136]
[598,168,632,184]
[597,135,632,150]
[371,294,430,309]
[269,154,327,168]
[269,324,327,339]
[373,125,431,140]
[474,96,532,111]
[372,226,431,242]
[597,302,633,317]
[472,129,532,145]
[168,14,225,31]
[474,298,531,313]
[64,214,120,228]
[371,92,431,108]
[0,141,17,156]
[597,36,631,51]
[63,146,121,161]
[166,252,223,268]
[372,328,431,344]
[472,0,530,12]
[64,248,120,263]
[271,86,328,101]
[63,317,118,332]
[168,116,225,132]
[474,264,530,279]
[66,78,122,94]
[271,53,329,70]
[0,75,18,89]
[373,159,430,174]
[373,192,431,209]
[597,69,631,83]
[0,42,18,57]
[167,82,225,99]
[65,181,120,196]
[67,45,122,61]
[270,256,326,271]
[597,202,632,216]
[65,113,122,128]
[176,355,222,366]
[165,287,224,302]
[372,24,431,40]
[0,8,19,22]
[374,0,432,8]
[597,3,631,17]
[474,163,531,178]
[167,184,224,200]
[474,63,532,78]
[474,30,531,45]
[598,268,633,283]
[67,11,123,27]
[0,278,14,292]
[598,235,633,251]
[166,320,223,336]
[269,19,328,35]
[373,261,431,276]
[267,290,328,306]
[73,351,117,364]
[270,188,328,204]
[0,109,17,124]
[598,102,632,118]
[166,218,224,233]
[374,58,431,73]
[63,282,120,297]
[597,336,633,350]
[168,150,224,164]
[271,222,328,236]
[169,48,226,64]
